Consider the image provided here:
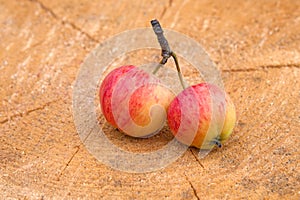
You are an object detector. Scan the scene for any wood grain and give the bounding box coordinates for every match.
[0,0,299,199]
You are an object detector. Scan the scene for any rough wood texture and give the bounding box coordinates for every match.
[1,0,299,199]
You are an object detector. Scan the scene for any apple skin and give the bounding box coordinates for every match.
[100,65,135,128]
[99,65,175,137]
[167,83,236,149]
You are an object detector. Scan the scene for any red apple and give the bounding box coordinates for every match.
[100,65,175,137]
[167,83,236,149]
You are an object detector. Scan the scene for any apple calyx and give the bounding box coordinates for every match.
[211,138,222,148]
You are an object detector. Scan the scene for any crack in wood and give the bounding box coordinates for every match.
[222,63,300,73]
[56,145,80,181]
[190,149,205,169]
[160,0,173,19]
[160,8,167,20]
[0,99,60,124]
[56,124,97,181]
[184,173,200,200]
[170,0,189,28]
[28,0,99,43]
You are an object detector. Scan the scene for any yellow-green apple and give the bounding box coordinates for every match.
[167,83,236,149]
[100,65,175,137]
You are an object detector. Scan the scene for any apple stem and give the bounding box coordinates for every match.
[151,19,171,62]
[171,52,186,89]
[151,19,186,89]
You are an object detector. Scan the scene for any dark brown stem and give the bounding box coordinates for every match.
[151,19,186,89]
[151,19,171,62]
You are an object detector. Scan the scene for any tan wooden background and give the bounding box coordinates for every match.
[1,0,299,199]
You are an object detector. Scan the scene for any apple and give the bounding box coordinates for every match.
[99,65,175,137]
[167,83,236,149]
